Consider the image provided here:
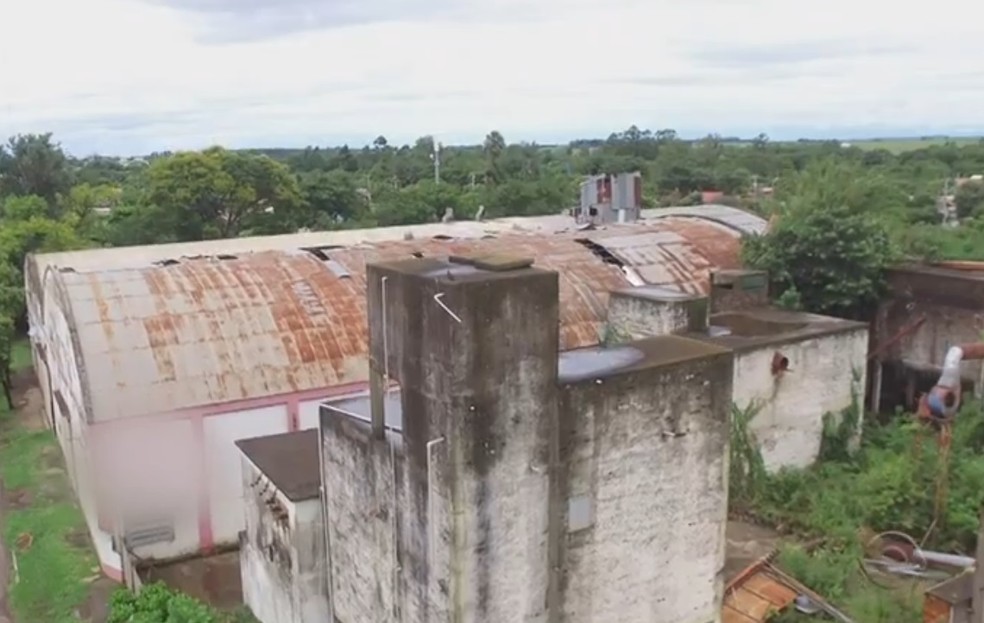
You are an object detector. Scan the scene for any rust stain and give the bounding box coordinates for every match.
[66,219,745,411]
[722,557,799,623]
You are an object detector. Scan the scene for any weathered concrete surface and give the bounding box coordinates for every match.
[0,479,13,623]
[322,257,561,623]
[558,336,733,623]
[606,286,708,340]
[877,265,984,394]
[709,269,769,314]
[733,329,869,471]
[238,454,329,623]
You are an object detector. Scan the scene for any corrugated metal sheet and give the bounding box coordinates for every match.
[31,206,765,276]
[61,237,631,419]
[642,204,768,235]
[587,219,742,295]
[722,559,799,623]
[44,209,761,419]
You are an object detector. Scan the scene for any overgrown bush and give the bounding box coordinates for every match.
[108,583,256,623]
[732,401,984,622]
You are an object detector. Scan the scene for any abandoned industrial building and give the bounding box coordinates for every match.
[21,203,894,622]
[25,205,774,581]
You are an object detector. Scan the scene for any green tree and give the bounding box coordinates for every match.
[299,170,366,227]
[143,147,304,240]
[2,195,48,221]
[743,163,897,319]
[0,133,72,209]
[955,180,984,219]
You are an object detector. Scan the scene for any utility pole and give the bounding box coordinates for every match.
[432,141,442,185]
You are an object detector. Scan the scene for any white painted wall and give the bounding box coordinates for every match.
[97,417,202,560]
[733,328,869,472]
[205,405,289,547]
[297,399,323,431]
[40,275,124,573]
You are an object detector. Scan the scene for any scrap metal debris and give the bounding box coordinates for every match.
[724,551,854,623]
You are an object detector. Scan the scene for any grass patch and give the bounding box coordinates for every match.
[1,338,98,622]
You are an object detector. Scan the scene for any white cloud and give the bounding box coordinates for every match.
[1,0,983,155]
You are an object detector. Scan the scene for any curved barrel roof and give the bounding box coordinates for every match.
[38,210,765,420]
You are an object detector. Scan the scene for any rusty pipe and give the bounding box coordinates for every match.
[868,315,926,361]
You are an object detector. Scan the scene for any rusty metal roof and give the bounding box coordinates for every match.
[642,204,768,235]
[59,238,631,419]
[587,219,743,295]
[48,215,752,419]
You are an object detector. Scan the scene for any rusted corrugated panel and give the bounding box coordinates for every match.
[64,235,634,420]
[923,594,952,623]
[722,566,798,623]
[66,251,370,420]
[585,223,736,295]
[330,235,629,350]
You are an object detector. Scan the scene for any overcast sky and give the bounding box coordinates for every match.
[1,0,982,156]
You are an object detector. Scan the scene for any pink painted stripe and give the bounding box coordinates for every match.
[87,381,371,428]
[85,381,376,556]
[287,397,300,432]
[191,414,214,553]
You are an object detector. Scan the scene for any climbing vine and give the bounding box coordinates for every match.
[817,367,863,463]
[729,400,767,514]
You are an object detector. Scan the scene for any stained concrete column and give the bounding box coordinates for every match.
[366,255,560,623]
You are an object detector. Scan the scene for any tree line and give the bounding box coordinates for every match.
[2,127,984,396]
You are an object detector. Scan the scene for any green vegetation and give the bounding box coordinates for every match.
[108,583,257,623]
[4,126,984,621]
[848,136,982,153]
[0,339,99,623]
[730,392,984,622]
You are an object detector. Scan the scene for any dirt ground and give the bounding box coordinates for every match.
[0,369,118,623]
[140,550,243,610]
[723,520,783,582]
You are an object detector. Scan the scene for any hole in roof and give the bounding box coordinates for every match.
[215,254,237,260]
[411,251,424,258]
[301,245,343,261]
[432,234,453,241]
[154,259,180,267]
[575,238,623,268]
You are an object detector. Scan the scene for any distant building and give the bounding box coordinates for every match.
[574,172,642,225]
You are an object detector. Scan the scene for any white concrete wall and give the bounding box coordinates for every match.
[291,497,330,622]
[560,352,732,623]
[298,399,322,430]
[240,457,329,623]
[733,328,869,472]
[41,275,122,573]
[240,457,299,623]
[205,405,289,547]
[97,417,202,560]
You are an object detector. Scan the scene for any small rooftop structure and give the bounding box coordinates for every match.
[237,430,328,623]
[235,430,320,502]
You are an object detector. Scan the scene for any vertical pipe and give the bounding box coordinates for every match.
[426,437,446,570]
[870,360,883,414]
[317,424,334,622]
[371,277,390,439]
